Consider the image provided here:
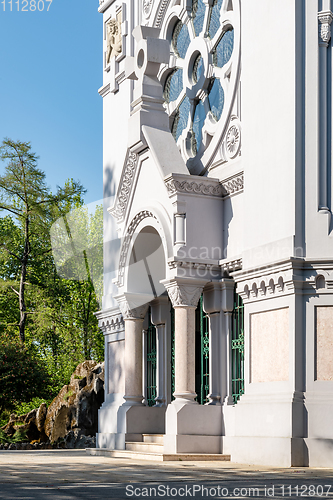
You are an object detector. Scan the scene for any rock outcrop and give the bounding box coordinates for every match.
[1,360,104,448]
[44,360,104,443]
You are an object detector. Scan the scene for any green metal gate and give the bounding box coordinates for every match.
[195,295,210,404]
[231,293,244,403]
[146,308,157,407]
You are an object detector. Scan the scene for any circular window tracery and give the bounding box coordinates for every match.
[161,0,240,174]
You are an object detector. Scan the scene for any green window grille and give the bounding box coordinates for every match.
[195,295,210,405]
[170,305,175,401]
[231,293,244,403]
[146,308,157,407]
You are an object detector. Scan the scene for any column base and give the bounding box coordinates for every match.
[223,436,307,467]
[164,402,222,454]
[172,392,197,404]
[97,405,166,450]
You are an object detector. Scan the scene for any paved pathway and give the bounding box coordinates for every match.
[0,450,333,499]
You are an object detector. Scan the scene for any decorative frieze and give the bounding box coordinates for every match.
[95,308,125,335]
[164,173,223,198]
[109,151,138,222]
[165,178,224,197]
[220,172,244,197]
[234,259,333,303]
[154,0,171,28]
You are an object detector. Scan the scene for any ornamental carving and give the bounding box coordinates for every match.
[165,179,223,197]
[226,124,241,159]
[115,211,157,287]
[109,151,138,222]
[318,11,333,46]
[165,281,204,308]
[154,0,170,28]
[106,17,122,63]
[221,172,244,196]
[117,299,149,320]
[143,0,154,19]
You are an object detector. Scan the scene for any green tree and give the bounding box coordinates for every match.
[0,139,85,342]
[0,335,53,415]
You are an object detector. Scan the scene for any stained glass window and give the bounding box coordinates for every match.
[172,96,191,142]
[163,0,238,166]
[209,0,224,39]
[164,69,183,103]
[208,79,224,121]
[172,21,191,59]
[192,0,206,37]
[192,100,206,155]
[213,29,234,68]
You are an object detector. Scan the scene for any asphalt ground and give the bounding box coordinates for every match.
[0,450,333,500]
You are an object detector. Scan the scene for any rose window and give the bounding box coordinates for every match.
[161,0,240,174]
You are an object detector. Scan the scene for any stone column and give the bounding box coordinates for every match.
[151,296,169,407]
[318,9,333,211]
[163,278,207,404]
[221,279,236,405]
[116,294,150,406]
[203,282,222,405]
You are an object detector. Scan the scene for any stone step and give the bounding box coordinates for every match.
[125,442,163,453]
[87,448,231,462]
[142,434,164,444]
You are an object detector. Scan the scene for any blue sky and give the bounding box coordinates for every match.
[0,0,103,205]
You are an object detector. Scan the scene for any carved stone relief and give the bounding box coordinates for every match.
[109,151,138,222]
[106,15,122,64]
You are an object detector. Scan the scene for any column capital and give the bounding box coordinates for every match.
[318,10,333,46]
[150,295,170,325]
[162,278,207,308]
[221,278,235,313]
[114,293,151,320]
[203,281,222,315]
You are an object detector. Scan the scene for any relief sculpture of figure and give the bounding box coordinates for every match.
[106,18,122,64]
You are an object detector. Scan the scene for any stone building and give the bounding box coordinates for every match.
[95,0,333,466]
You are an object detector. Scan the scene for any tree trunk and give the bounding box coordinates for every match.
[19,217,29,343]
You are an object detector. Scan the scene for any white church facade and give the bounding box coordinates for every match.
[94,0,333,467]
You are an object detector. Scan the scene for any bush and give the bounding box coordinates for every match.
[0,335,53,415]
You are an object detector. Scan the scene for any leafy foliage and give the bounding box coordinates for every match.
[0,139,104,417]
[0,335,54,414]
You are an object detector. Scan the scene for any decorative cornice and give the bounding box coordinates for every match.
[109,151,138,222]
[98,0,114,13]
[115,211,158,287]
[232,259,326,302]
[220,258,242,273]
[318,10,333,47]
[165,176,223,198]
[163,279,207,308]
[220,172,244,197]
[95,308,125,335]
